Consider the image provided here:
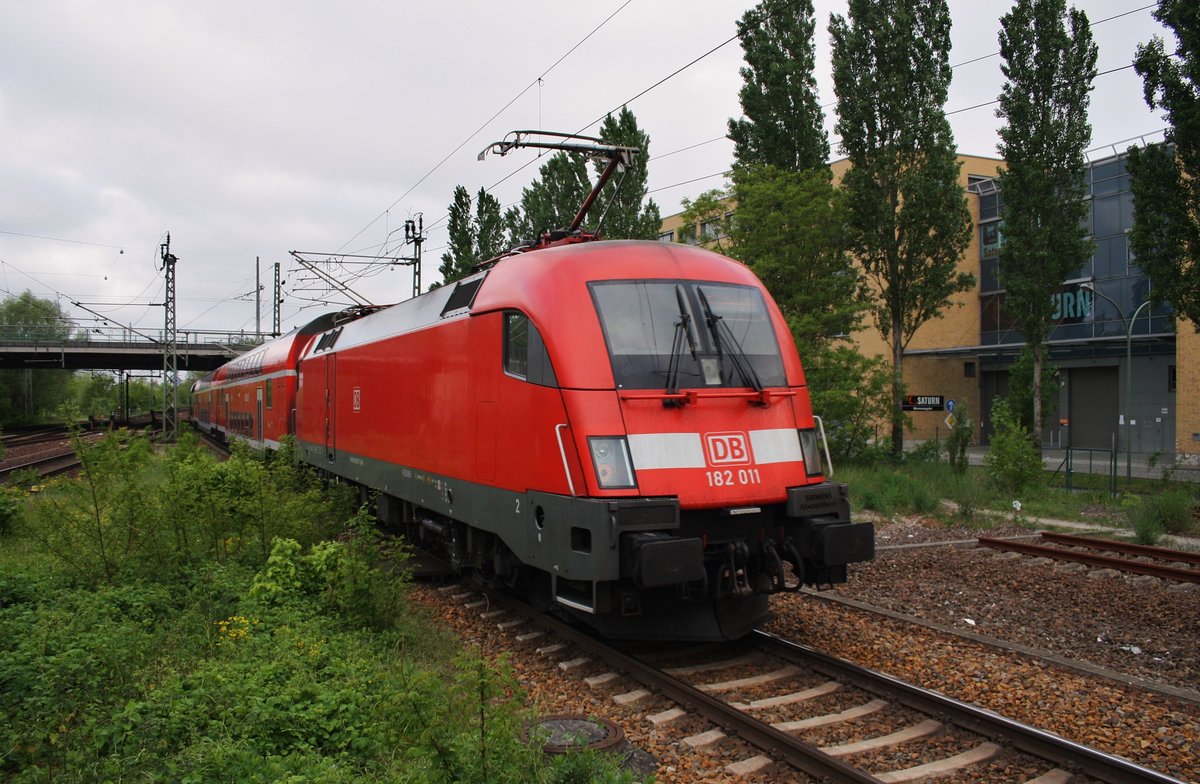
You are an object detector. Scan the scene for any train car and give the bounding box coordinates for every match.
[191,314,338,447]
[291,239,873,639]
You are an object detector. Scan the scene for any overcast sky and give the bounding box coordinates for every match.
[0,1,1172,339]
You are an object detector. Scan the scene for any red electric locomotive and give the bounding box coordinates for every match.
[195,133,873,639]
[291,237,871,639]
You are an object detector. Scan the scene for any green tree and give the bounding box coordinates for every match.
[804,344,893,463]
[71,373,118,418]
[675,187,733,252]
[995,0,1097,447]
[504,152,592,245]
[1006,344,1061,436]
[437,186,506,287]
[1127,0,1200,328]
[722,0,887,462]
[0,291,73,424]
[730,165,864,354]
[829,0,975,457]
[593,107,662,240]
[728,0,829,170]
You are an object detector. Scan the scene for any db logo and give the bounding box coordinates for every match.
[704,432,751,466]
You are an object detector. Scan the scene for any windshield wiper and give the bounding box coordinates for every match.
[664,285,697,401]
[697,287,764,393]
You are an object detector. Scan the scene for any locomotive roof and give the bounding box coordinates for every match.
[299,240,800,390]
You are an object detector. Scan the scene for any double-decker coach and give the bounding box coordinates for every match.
[192,314,337,448]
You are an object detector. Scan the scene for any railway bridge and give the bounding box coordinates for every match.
[0,325,264,372]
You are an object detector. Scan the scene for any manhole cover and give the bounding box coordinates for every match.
[527,714,625,754]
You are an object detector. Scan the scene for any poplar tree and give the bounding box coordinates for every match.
[830,0,974,458]
[995,0,1097,444]
[728,0,829,170]
[1127,0,1200,328]
[437,186,505,286]
[594,107,661,240]
[722,0,882,460]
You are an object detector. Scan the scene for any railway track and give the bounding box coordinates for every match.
[0,447,82,481]
[977,532,1200,584]
[442,584,1188,783]
[0,419,162,483]
[1,425,71,451]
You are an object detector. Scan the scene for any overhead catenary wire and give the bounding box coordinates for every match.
[334,0,635,257]
[408,0,1165,263]
[9,2,1171,332]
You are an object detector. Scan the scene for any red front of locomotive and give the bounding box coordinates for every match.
[466,241,873,638]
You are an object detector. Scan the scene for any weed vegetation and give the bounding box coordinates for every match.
[1126,489,1199,545]
[839,429,1199,540]
[1,430,636,783]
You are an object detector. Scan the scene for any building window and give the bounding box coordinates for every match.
[658,230,674,242]
[964,361,976,379]
[1168,365,1176,393]
[701,219,722,240]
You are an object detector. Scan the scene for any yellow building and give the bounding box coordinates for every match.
[661,152,1199,464]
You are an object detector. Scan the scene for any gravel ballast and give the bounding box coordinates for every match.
[413,514,1200,783]
[766,515,1199,782]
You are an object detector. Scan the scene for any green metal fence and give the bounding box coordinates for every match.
[1056,447,1118,496]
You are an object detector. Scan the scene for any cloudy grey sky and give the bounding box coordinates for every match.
[0,1,1171,338]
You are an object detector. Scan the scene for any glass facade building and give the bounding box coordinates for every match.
[970,152,1177,453]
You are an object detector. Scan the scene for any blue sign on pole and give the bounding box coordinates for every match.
[946,399,956,414]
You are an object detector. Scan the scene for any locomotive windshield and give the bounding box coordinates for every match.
[589,280,786,390]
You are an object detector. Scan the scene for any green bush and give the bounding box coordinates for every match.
[1127,490,1197,539]
[4,435,634,784]
[1130,508,1164,545]
[21,429,161,585]
[0,487,21,537]
[0,581,178,775]
[805,345,893,464]
[907,438,942,464]
[983,398,1044,495]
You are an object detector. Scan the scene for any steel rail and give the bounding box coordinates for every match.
[485,590,886,783]
[977,536,1200,583]
[753,630,1189,784]
[0,452,82,481]
[1039,531,1200,567]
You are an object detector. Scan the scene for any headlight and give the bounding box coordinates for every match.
[588,436,637,489]
[798,428,824,478]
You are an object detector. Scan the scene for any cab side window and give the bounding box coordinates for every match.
[503,311,557,387]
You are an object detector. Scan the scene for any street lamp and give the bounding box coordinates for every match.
[1079,281,1152,480]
